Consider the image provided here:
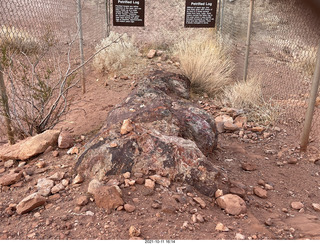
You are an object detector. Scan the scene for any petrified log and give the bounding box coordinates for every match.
[75,71,220,196]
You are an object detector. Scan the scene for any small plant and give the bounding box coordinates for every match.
[223,76,280,125]
[93,32,138,74]
[172,31,234,96]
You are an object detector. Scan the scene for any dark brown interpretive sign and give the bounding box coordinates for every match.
[113,0,145,26]
[185,0,218,28]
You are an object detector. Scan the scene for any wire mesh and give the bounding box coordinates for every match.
[218,0,320,146]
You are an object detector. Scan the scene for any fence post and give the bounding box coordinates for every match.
[77,0,85,94]
[0,63,15,145]
[243,0,254,82]
[300,42,320,151]
[105,0,111,37]
[219,0,225,34]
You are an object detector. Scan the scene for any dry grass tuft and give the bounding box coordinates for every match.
[0,25,39,54]
[224,76,280,125]
[93,31,139,74]
[172,32,234,96]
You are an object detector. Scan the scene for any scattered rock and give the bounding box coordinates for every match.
[135,178,145,185]
[87,179,103,195]
[124,203,136,213]
[215,222,229,232]
[224,122,239,131]
[120,119,134,135]
[106,179,120,186]
[145,179,155,189]
[151,202,161,209]
[234,116,247,128]
[93,185,124,212]
[134,172,143,178]
[52,151,59,157]
[0,172,23,186]
[72,174,85,185]
[76,196,89,206]
[0,130,60,161]
[149,175,171,187]
[129,226,141,237]
[291,201,304,210]
[196,214,205,223]
[37,178,54,197]
[216,194,247,215]
[241,162,257,171]
[123,172,131,179]
[36,161,46,168]
[230,187,246,197]
[67,147,79,155]
[58,131,74,149]
[265,218,273,226]
[4,160,14,168]
[312,203,320,212]
[49,172,65,181]
[16,193,46,214]
[265,184,274,190]
[215,189,223,198]
[193,197,206,209]
[51,183,65,194]
[235,233,245,240]
[253,186,268,198]
[86,211,94,216]
[147,49,157,59]
[61,179,69,187]
[251,126,264,133]
[215,115,233,133]
[288,158,298,164]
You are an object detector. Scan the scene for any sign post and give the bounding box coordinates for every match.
[113,0,145,27]
[185,0,218,28]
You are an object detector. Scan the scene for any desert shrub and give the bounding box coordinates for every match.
[224,76,280,124]
[93,32,138,74]
[172,32,234,96]
[0,26,77,138]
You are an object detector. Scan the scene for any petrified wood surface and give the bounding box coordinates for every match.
[75,71,220,196]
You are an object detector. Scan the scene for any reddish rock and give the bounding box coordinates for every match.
[129,226,141,237]
[149,175,170,187]
[147,49,156,59]
[93,185,124,212]
[124,203,136,213]
[253,186,268,198]
[0,172,23,186]
[216,194,247,215]
[291,201,304,210]
[16,193,46,214]
[145,179,155,189]
[120,119,134,135]
[0,130,59,161]
[76,196,89,206]
[52,150,59,157]
[58,131,74,149]
[230,187,246,197]
[224,122,239,131]
[193,197,206,209]
[241,162,257,171]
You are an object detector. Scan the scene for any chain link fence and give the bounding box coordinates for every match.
[217,0,320,147]
[0,0,108,141]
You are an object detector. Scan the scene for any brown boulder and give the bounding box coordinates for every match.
[58,131,74,149]
[93,185,124,212]
[0,172,23,186]
[16,193,46,214]
[216,194,247,215]
[0,130,59,161]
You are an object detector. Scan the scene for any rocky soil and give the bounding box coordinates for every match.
[1,51,320,240]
